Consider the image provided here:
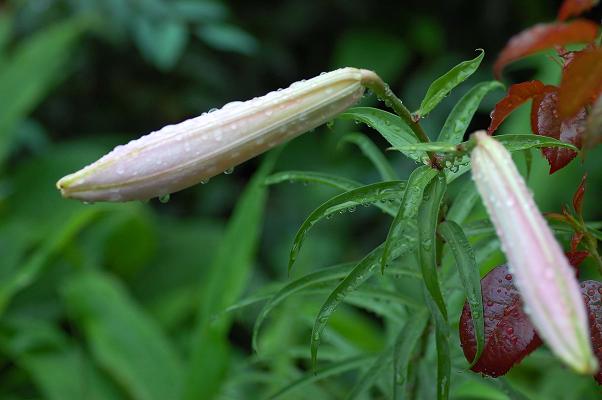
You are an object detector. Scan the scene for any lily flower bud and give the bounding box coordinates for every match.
[57,68,376,202]
[470,130,597,374]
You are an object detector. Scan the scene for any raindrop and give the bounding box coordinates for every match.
[224,167,234,175]
[159,194,171,203]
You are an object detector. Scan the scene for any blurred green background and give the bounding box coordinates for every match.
[1,0,601,399]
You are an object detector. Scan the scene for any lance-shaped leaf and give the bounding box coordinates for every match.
[530,86,586,173]
[557,0,600,21]
[493,20,599,79]
[57,68,374,202]
[414,49,485,119]
[265,170,361,191]
[558,47,602,120]
[339,132,398,181]
[470,131,597,375]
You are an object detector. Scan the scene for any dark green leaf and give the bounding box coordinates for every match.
[288,181,406,273]
[393,311,429,398]
[438,81,504,144]
[381,166,437,272]
[265,170,361,191]
[133,18,188,70]
[196,23,258,55]
[438,221,483,366]
[446,180,479,224]
[345,346,392,399]
[415,49,485,118]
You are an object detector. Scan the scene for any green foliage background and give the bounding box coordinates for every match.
[0,0,601,399]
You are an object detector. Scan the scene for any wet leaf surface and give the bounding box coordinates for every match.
[488,81,548,134]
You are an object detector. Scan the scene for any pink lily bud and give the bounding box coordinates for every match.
[57,68,376,202]
[471,130,597,374]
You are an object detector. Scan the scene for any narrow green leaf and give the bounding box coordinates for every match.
[381,166,437,272]
[266,355,374,400]
[438,81,504,144]
[438,221,484,366]
[288,181,406,273]
[417,173,450,400]
[337,107,423,162]
[446,180,479,224]
[339,132,398,181]
[345,347,393,399]
[524,149,533,182]
[265,170,361,191]
[415,49,484,118]
[394,133,579,155]
[393,311,429,398]
[0,18,86,165]
[62,271,183,400]
[184,150,280,400]
[252,264,421,351]
[417,173,448,319]
[0,207,104,315]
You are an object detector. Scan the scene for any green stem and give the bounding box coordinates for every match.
[360,71,441,169]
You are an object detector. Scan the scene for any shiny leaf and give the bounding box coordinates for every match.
[488,81,548,134]
[493,20,598,78]
[558,47,602,119]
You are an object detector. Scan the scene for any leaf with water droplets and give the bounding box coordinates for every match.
[288,181,406,273]
[580,280,602,385]
[266,355,375,400]
[439,221,484,366]
[337,107,422,161]
[265,170,361,191]
[493,20,598,79]
[438,80,504,144]
[393,311,429,398]
[339,132,398,181]
[381,166,437,273]
[415,49,485,119]
[459,264,542,377]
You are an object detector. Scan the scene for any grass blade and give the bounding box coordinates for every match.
[393,311,429,398]
[339,132,398,181]
[266,355,374,400]
[414,49,484,118]
[381,166,437,272]
[265,170,361,191]
[62,271,183,400]
[417,173,450,400]
[439,221,484,366]
[184,150,280,400]
[288,181,406,273]
[438,81,504,144]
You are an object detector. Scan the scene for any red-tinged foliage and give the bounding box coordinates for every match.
[573,174,587,214]
[567,250,590,269]
[530,87,586,173]
[493,20,599,79]
[487,81,548,134]
[580,280,602,385]
[558,48,602,119]
[558,0,599,21]
[459,264,542,377]
[584,95,602,150]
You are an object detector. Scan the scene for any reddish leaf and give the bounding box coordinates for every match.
[530,87,587,173]
[567,250,589,269]
[573,174,587,214]
[580,280,602,385]
[559,48,602,119]
[558,0,599,21]
[584,95,602,151]
[571,231,585,252]
[493,20,599,79]
[487,81,548,134]
[459,264,542,377]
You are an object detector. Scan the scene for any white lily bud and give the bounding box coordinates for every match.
[471,130,597,374]
[57,68,375,202]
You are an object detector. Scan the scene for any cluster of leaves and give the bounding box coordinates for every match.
[488,0,602,173]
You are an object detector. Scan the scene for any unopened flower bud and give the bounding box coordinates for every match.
[57,68,376,202]
[471,130,597,374]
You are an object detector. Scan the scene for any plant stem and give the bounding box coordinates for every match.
[360,71,442,169]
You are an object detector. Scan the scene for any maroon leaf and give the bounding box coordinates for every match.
[493,20,599,79]
[558,47,602,120]
[579,280,602,385]
[573,174,587,215]
[530,87,587,173]
[459,264,542,377]
[584,95,602,151]
[487,81,548,134]
[558,0,600,21]
[567,250,590,269]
